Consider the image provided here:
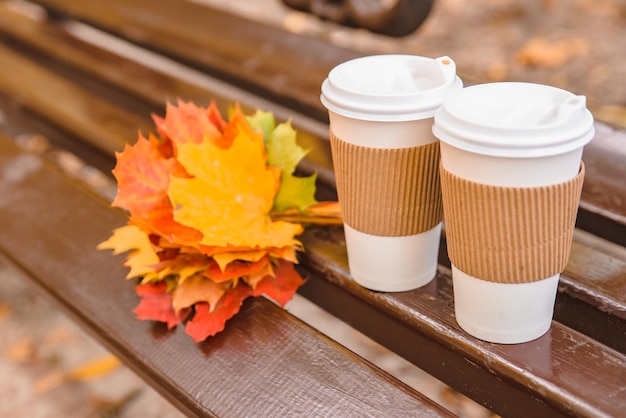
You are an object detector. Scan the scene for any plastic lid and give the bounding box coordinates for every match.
[320,55,463,121]
[433,82,595,157]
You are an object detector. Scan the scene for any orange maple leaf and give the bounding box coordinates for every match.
[100,100,338,341]
[211,249,268,270]
[111,134,201,245]
[153,100,227,146]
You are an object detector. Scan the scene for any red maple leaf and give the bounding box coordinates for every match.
[185,284,252,342]
[133,282,182,329]
[252,259,306,307]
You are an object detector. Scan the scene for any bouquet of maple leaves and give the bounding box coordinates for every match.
[98,101,340,342]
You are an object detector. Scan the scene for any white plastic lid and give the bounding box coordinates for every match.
[321,55,463,121]
[433,82,595,157]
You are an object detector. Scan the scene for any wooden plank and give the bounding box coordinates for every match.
[0,2,285,117]
[578,122,626,246]
[297,226,626,418]
[555,230,626,352]
[0,0,626,233]
[0,94,117,176]
[0,3,623,345]
[0,6,624,414]
[0,133,453,418]
[30,0,361,121]
[0,2,336,185]
[0,3,207,109]
[7,0,626,242]
[0,41,147,156]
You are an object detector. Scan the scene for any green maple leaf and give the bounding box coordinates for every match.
[248,112,318,213]
[246,110,275,146]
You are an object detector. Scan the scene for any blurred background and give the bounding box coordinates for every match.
[201,0,626,127]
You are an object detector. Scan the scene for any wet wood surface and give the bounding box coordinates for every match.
[0,2,624,417]
[0,2,622,321]
[31,0,361,120]
[4,0,625,244]
[298,226,626,417]
[0,133,453,418]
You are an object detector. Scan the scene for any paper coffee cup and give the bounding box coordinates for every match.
[433,82,594,343]
[321,55,462,292]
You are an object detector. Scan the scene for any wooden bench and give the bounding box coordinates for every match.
[0,1,624,416]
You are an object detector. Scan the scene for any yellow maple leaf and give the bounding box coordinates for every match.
[98,225,159,279]
[68,355,121,381]
[168,119,303,249]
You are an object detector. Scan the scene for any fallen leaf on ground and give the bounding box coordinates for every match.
[593,105,626,129]
[5,337,37,364]
[34,354,122,394]
[0,303,12,322]
[89,389,142,417]
[516,37,590,68]
[34,370,66,394]
[41,325,79,347]
[68,354,121,381]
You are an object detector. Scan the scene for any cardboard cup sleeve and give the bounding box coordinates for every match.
[440,163,585,284]
[330,131,443,237]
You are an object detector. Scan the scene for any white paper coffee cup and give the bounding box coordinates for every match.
[433,82,594,343]
[321,55,462,292]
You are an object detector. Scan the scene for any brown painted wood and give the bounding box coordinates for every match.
[0,133,453,418]
[577,123,626,245]
[555,231,626,352]
[0,2,336,183]
[30,0,361,121]
[7,0,626,243]
[0,3,625,416]
[0,41,146,156]
[0,8,622,332]
[0,3,236,114]
[297,226,626,418]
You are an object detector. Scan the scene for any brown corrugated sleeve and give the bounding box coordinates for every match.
[330,131,442,237]
[440,163,585,283]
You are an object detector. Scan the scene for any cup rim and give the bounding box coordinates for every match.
[321,54,463,121]
[433,82,595,157]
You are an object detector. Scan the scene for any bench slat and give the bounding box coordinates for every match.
[0,41,146,156]
[298,227,626,418]
[0,4,624,416]
[577,123,626,246]
[0,9,622,338]
[0,133,453,418]
[31,0,360,121]
[0,2,336,183]
[8,0,626,246]
[4,2,626,234]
